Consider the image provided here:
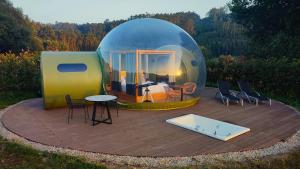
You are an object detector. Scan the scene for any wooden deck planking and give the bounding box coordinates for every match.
[1,87,300,157]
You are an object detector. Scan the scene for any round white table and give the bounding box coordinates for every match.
[85,95,117,126]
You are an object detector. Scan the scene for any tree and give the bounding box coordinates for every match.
[0,0,251,57]
[229,0,300,58]
[0,0,42,52]
[196,7,249,58]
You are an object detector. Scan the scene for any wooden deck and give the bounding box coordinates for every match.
[2,87,300,157]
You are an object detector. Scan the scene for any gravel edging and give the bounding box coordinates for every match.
[1,100,300,168]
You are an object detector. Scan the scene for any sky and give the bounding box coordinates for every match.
[10,0,230,24]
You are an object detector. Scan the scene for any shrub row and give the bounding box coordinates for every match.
[206,55,300,100]
[0,52,40,93]
[0,53,299,102]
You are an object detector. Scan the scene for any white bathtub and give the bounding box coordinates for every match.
[166,114,250,141]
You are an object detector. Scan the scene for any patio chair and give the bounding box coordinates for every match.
[237,81,271,106]
[215,81,243,106]
[182,82,197,99]
[65,95,89,124]
[163,86,181,101]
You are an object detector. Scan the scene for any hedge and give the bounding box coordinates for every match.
[0,52,40,92]
[0,53,299,102]
[207,55,300,100]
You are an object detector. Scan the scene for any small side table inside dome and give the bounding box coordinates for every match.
[85,95,117,126]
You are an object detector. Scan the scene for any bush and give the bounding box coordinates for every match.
[206,55,300,100]
[0,51,41,93]
[0,52,299,108]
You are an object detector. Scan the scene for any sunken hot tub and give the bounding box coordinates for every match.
[166,114,250,141]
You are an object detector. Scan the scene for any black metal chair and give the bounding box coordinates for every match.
[65,95,89,124]
[237,81,271,106]
[215,81,243,106]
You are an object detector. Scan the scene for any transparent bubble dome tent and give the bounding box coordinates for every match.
[97,18,206,109]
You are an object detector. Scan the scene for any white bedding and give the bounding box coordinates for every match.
[142,82,168,94]
[120,79,168,94]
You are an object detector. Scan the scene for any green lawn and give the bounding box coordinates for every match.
[0,91,38,109]
[1,136,300,169]
[0,91,300,169]
[0,136,106,169]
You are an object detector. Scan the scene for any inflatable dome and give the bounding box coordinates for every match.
[97,18,206,109]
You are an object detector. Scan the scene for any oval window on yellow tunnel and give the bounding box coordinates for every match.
[57,63,87,72]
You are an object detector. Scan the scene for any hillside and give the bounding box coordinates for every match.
[0,0,248,58]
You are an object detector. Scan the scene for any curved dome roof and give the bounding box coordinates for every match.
[97,18,200,54]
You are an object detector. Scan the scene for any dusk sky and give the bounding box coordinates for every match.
[10,0,230,24]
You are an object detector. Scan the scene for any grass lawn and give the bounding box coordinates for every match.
[0,91,38,109]
[0,136,106,169]
[0,91,300,169]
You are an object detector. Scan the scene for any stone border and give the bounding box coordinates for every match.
[1,99,300,168]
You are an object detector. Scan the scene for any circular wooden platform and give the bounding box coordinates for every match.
[2,88,300,157]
